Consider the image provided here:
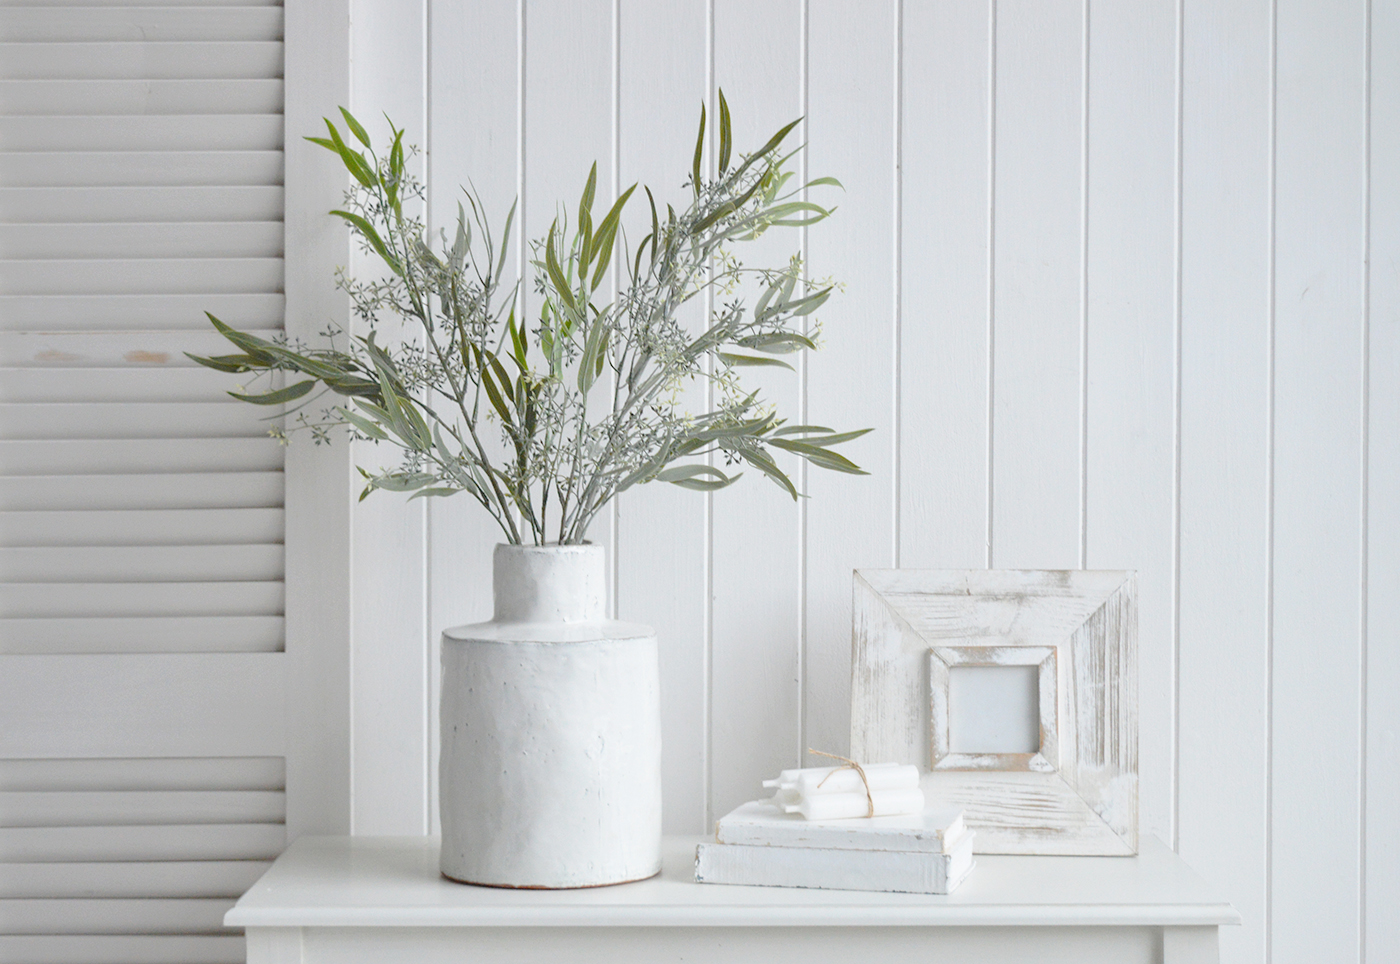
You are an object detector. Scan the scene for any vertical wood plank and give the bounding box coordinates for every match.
[1272,0,1367,960]
[1082,0,1177,848]
[1367,0,1400,957]
[522,0,614,563]
[425,0,521,836]
[614,0,710,835]
[282,0,352,839]
[347,0,430,836]
[804,0,896,756]
[1177,3,1272,962]
[899,0,992,570]
[990,0,1084,569]
[709,0,806,825]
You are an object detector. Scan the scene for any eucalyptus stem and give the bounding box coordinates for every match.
[190,96,870,545]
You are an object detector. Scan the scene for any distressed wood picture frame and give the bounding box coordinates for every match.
[928,642,1058,773]
[850,570,1137,856]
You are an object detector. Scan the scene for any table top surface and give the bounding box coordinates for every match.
[226,835,1240,928]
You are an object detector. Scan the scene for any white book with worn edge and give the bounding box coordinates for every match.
[694,833,976,895]
[715,798,968,854]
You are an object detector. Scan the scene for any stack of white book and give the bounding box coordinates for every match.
[695,798,976,894]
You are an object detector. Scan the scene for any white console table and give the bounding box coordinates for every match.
[226,835,1239,964]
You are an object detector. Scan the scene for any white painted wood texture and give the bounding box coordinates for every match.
[344,0,430,839]
[346,3,1391,962]
[3,2,1390,963]
[1368,4,1400,962]
[228,834,1236,927]
[226,835,1235,963]
[0,0,353,960]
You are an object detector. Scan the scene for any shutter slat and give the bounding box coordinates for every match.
[0,372,267,404]
[2,258,282,297]
[0,860,271,899]
[0,223,283,260]
[0,897,236,935]
[1,0,281,7]
[0,823,284,862]
[0,581,284,618]
[2,4,291,939]
[0,790,285,827]
[0,187,284,223]
[0,403,282,440]
[0,258,283,296]
[0,934,245,964]
[0,614,284,653]
[0,655,288,758]
[0,509,284,546]
[0,41,282,80]
[0,115,282,151]
[0,544,284,582]
[0,473,283,511]
[0,756,284,792]
[0,439,283,473]
[0,79,283,116]
[0,7,282,42]
[0,152,283,188]
[0,299,282,333]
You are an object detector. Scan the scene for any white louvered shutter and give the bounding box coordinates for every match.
[0,2,329,960]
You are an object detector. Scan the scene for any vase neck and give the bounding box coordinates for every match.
[493,544,607,623]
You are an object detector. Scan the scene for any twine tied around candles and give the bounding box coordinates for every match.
[807,748,875,818]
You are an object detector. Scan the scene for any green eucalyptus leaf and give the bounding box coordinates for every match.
[694,200,737,233]
[324,119,376,188]
[587,183,636,288]
[718,89,733,175]
[692,100,706,196]
[476,348,514,424]
[735,332,817,354]
[495,197,517,287]
[767,437,864,473]
[645,185,660,264]
[731,116,801,180]
[339,107,371,148]
[544,224,577,313]
[336,405,389,440]
[770,423,835,436]
[654,463,739,490]
[507,308,528,369]
[580,162,598,219]
[688,414,776,442]
[229,379,316,405]
[409,486,462,500]
[330,209,401,274]
[717,352,794,371]
[671,475,738,491]
[790,427,873,446]
[371,472,437,492]
[185,351,262,373]
[737,445,798,499]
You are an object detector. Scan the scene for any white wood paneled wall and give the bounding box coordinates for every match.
[344,2,1396,963]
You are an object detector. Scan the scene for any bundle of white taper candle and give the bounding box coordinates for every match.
[762,762,924,820]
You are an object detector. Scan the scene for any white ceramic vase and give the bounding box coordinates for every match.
[439,543,663,888]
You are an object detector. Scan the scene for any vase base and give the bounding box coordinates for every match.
[439,867,662,890]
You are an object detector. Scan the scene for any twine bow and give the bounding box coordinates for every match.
[807,748,875,818]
